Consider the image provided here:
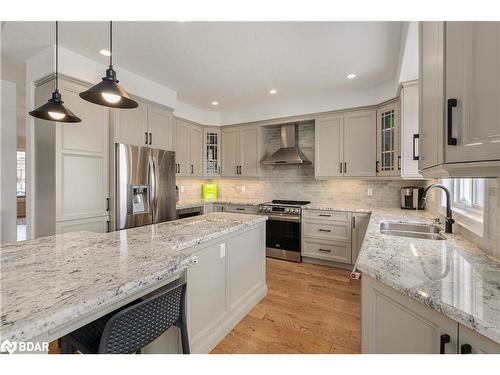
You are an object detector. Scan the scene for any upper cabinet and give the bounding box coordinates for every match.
[400,81,423,179]
[204,128,221,177]
[221,126,265,178]
[315,110,377,178]
[175,119,203,177]
[114,99,174,151]
[376,100,400,177]
[419,21,500,177]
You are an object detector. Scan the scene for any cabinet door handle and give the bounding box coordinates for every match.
[106,198,110,212]
[318,228,331,232]
[191,164,194,174]
[440,334,451,354]
[235,208,245,211]
[352,216,356,229]
[447,98,458,146]
[460,344,472,354]
[318,248,332,253]
[412,134,420,160]
[145,132,148,145]
[397,155,401,170]
[107,220,110,233]
[376,160,380,173]
[149,132,152,145]
[339,162,343,174]
[318,214,331,217]
[344,162,347,174]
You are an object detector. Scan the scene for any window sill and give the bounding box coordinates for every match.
[440,205,484,238]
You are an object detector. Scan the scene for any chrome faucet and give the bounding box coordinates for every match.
[420,183,455,233]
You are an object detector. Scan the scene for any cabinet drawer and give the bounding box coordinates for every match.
[302,238,351,264]
[303,210,350,222]
[222,204,258,214]
[303,220,350,241]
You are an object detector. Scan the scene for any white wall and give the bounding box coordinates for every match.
[398,22,419,83]
[1,80,18,244]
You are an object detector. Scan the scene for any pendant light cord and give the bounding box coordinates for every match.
[55,21,59,91]
[109,21,113,67]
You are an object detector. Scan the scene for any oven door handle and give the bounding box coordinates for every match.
[262,214,300,222]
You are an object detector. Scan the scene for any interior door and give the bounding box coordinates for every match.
[189,126,203,176]
[221,128,240,177]
[175,120,190,176]
[445,21,500,163]
[114,98,148,147]
[239,127,260,176]
[148,105,174,151]
[315,115,344,177]
[344,110,377,177]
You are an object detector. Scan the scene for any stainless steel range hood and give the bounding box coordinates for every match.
[263,124,312,165]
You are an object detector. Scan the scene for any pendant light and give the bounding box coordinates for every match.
[29,22,82,123]
[79,21,138,108]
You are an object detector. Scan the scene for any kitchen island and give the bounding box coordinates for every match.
[0,212,267,354]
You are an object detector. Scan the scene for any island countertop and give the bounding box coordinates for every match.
[356,208,500,345]
[0,212,267,343]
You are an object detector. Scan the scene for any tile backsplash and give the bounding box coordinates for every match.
[177,123,428,207]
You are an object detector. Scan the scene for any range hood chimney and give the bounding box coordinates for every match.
[263,124,312,165]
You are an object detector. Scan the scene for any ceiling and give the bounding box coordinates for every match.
[2,21,404,116]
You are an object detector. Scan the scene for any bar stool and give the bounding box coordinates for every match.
[60,282,190,354]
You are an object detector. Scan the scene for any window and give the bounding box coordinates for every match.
[440,178,486,237]
[16,151,26,197]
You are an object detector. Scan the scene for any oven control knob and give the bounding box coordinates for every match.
[285,208,290,213]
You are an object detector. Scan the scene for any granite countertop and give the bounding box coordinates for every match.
[304,204,372,213]
[177,198,269,209]
[0,212,267,343]
[356,208,500,344]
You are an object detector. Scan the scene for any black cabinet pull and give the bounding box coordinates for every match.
[352,216,356,229]
[376,160,380,173]
[149,132,152,145]
[447,98,458,146]
[397,155,401,170]
[339,162,343,174]
[106,198,109,212]
[145,132,148,145]
[318,228,331,232]
[344,162,347,174]
[106,220,110,233]
[440,334,451,354]
[318,214,331,217]
[412,134,420,160]
[460,344,472,354]
[191,164,194,174]
[318,248,332,253]
[235,208,245,211]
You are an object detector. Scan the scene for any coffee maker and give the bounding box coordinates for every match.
[401,187,424,209]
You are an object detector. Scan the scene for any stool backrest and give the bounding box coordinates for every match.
[98,282,186,354]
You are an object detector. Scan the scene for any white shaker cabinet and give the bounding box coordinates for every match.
[221,126,265,178]
[203,128,221,177]
[445,22,500,163]
[174,119,203,177]
[114,99,174,152]
[400,81,423,179]
[345,110,377,177]
[315,110,376,178]
[376,100,400,177]
[458,324,500,354]
[362,275,458,354]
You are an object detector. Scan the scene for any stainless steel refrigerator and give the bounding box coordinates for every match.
[116,143,177,230]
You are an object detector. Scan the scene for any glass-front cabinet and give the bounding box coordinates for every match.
[203,128,221,177]
[376,99,400,176]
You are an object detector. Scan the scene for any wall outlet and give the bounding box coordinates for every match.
[241,186,246,192]
[220,243,226,258]
[367,188,373,197]
[180,185,185,193]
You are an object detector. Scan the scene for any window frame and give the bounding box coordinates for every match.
[439,178,487,238]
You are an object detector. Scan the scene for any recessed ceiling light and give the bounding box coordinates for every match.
[211,101,219,106]
[99,49,111,57]
[269,89,277,94]
[347,73,356,80]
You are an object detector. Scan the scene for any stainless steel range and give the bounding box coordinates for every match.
[258,200,311,262]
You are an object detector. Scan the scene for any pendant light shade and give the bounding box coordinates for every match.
[79,21,138,109]
[29,22,82,123]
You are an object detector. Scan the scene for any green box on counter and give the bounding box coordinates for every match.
[202,184,218,201]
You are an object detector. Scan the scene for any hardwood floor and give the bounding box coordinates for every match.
[211,257,361,354]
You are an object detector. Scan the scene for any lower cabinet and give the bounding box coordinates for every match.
[301,209,353,264]
[221,204,259,214]
[362,275,500,354]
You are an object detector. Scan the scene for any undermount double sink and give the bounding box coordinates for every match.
[380,221,446,241]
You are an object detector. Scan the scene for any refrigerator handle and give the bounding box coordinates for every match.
[148,153,156,220]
